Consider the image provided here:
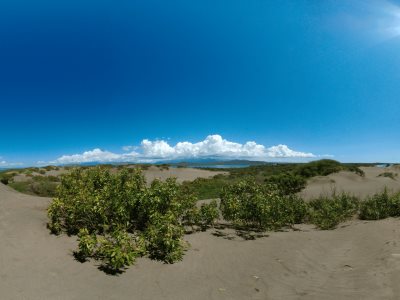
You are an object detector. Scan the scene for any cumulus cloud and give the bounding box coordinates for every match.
[52,149,139,165]
[50,134,317,165]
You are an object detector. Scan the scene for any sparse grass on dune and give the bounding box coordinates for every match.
[377,172,398,180]
[0,160,369,199]
[8,175,60,197]
[183,160,366,199]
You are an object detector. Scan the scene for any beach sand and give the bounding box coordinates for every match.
[1,166,400,299]
[301,166,400,199]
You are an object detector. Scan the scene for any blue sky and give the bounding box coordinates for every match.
[1,0,400,166]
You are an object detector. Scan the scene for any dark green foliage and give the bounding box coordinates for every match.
[183,160,366,200]
[309,193,359,230]
[286,194,309,224]
[390,193,400,216]
[157,164,170,170]
[144,212,185,263]
[294,159,365,178]
[0,173,14,185]
[197,200,219,229]
[347,165,365,177]
[183,176,232,200]
[359,190,400,220]
[76,228,144,271]
[43,166,58,171]
[4,174,60,197]
[76,228,97,260]
[377,172,397,180]
[265,173,306,195]
[48,167,146,235]
[48,167,206,271]
[220,180,308,230]
[95,230,142,271]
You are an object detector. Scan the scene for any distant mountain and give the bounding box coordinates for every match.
[169,159,270,167]
[59,159,271,168]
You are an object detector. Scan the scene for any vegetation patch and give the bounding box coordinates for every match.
[40,164,400,274]
[220,180,308,230]
[184,159,366,199]
[308,193,359,230]
[377,172,398,180]
[359,190,400,220]
[8,175,60,197]
[47,167,218,272]
[294,159,365,178]
[265,173,306,195]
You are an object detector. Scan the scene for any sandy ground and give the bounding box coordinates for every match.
[2,180,400,299]
[142,166,227,183]
[11,166,226,184]
[301,166,400,200]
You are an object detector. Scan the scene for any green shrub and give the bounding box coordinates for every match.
[359,189,400,220]
[286,194,309,224]
[47,198,64,234]
[145,212,185,263]
[8,176,58,197]
[182,176,230,200]
[220,180,307,230]
[294,159,364,179]
[76,228,97,259]
[197,200,219,229]
[76,228,144,270]
[391,192,400,216]
[95,229,142,270]
[265,173,306,195]
[377,172,397,180]
[0,173,13,185]
[309,193,359,230]
[48,167,204,271]
[295,159,343,178]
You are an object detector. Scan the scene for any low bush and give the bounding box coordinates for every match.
[0,173,14,185]
[48,167,210,271]
[377,172,397,180]
[308,193,359,230]
[220,180,307,230]
[294,159,364,178]
[182,176,231,200]
[359,190,400,220]
[8,176,59,197]
[76,228,144,271]
[144,212,185,263]
[197,200,219,229]
[265,173,306,195]
[286,194,309,224]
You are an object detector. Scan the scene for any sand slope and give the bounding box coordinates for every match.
[2,181,400,299]
[301,166,400,199]
[11,166,226,184]
[142,166,227,183]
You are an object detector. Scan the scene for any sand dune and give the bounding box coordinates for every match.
[10,166,226,184]
[301,166,400,199]
[143,166,227,183]
[2,179,400,299]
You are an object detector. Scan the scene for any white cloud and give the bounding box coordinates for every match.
[266,144,315,158]
[0,157,23,168]
[51,149,139,165]
[50,134,317,165]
